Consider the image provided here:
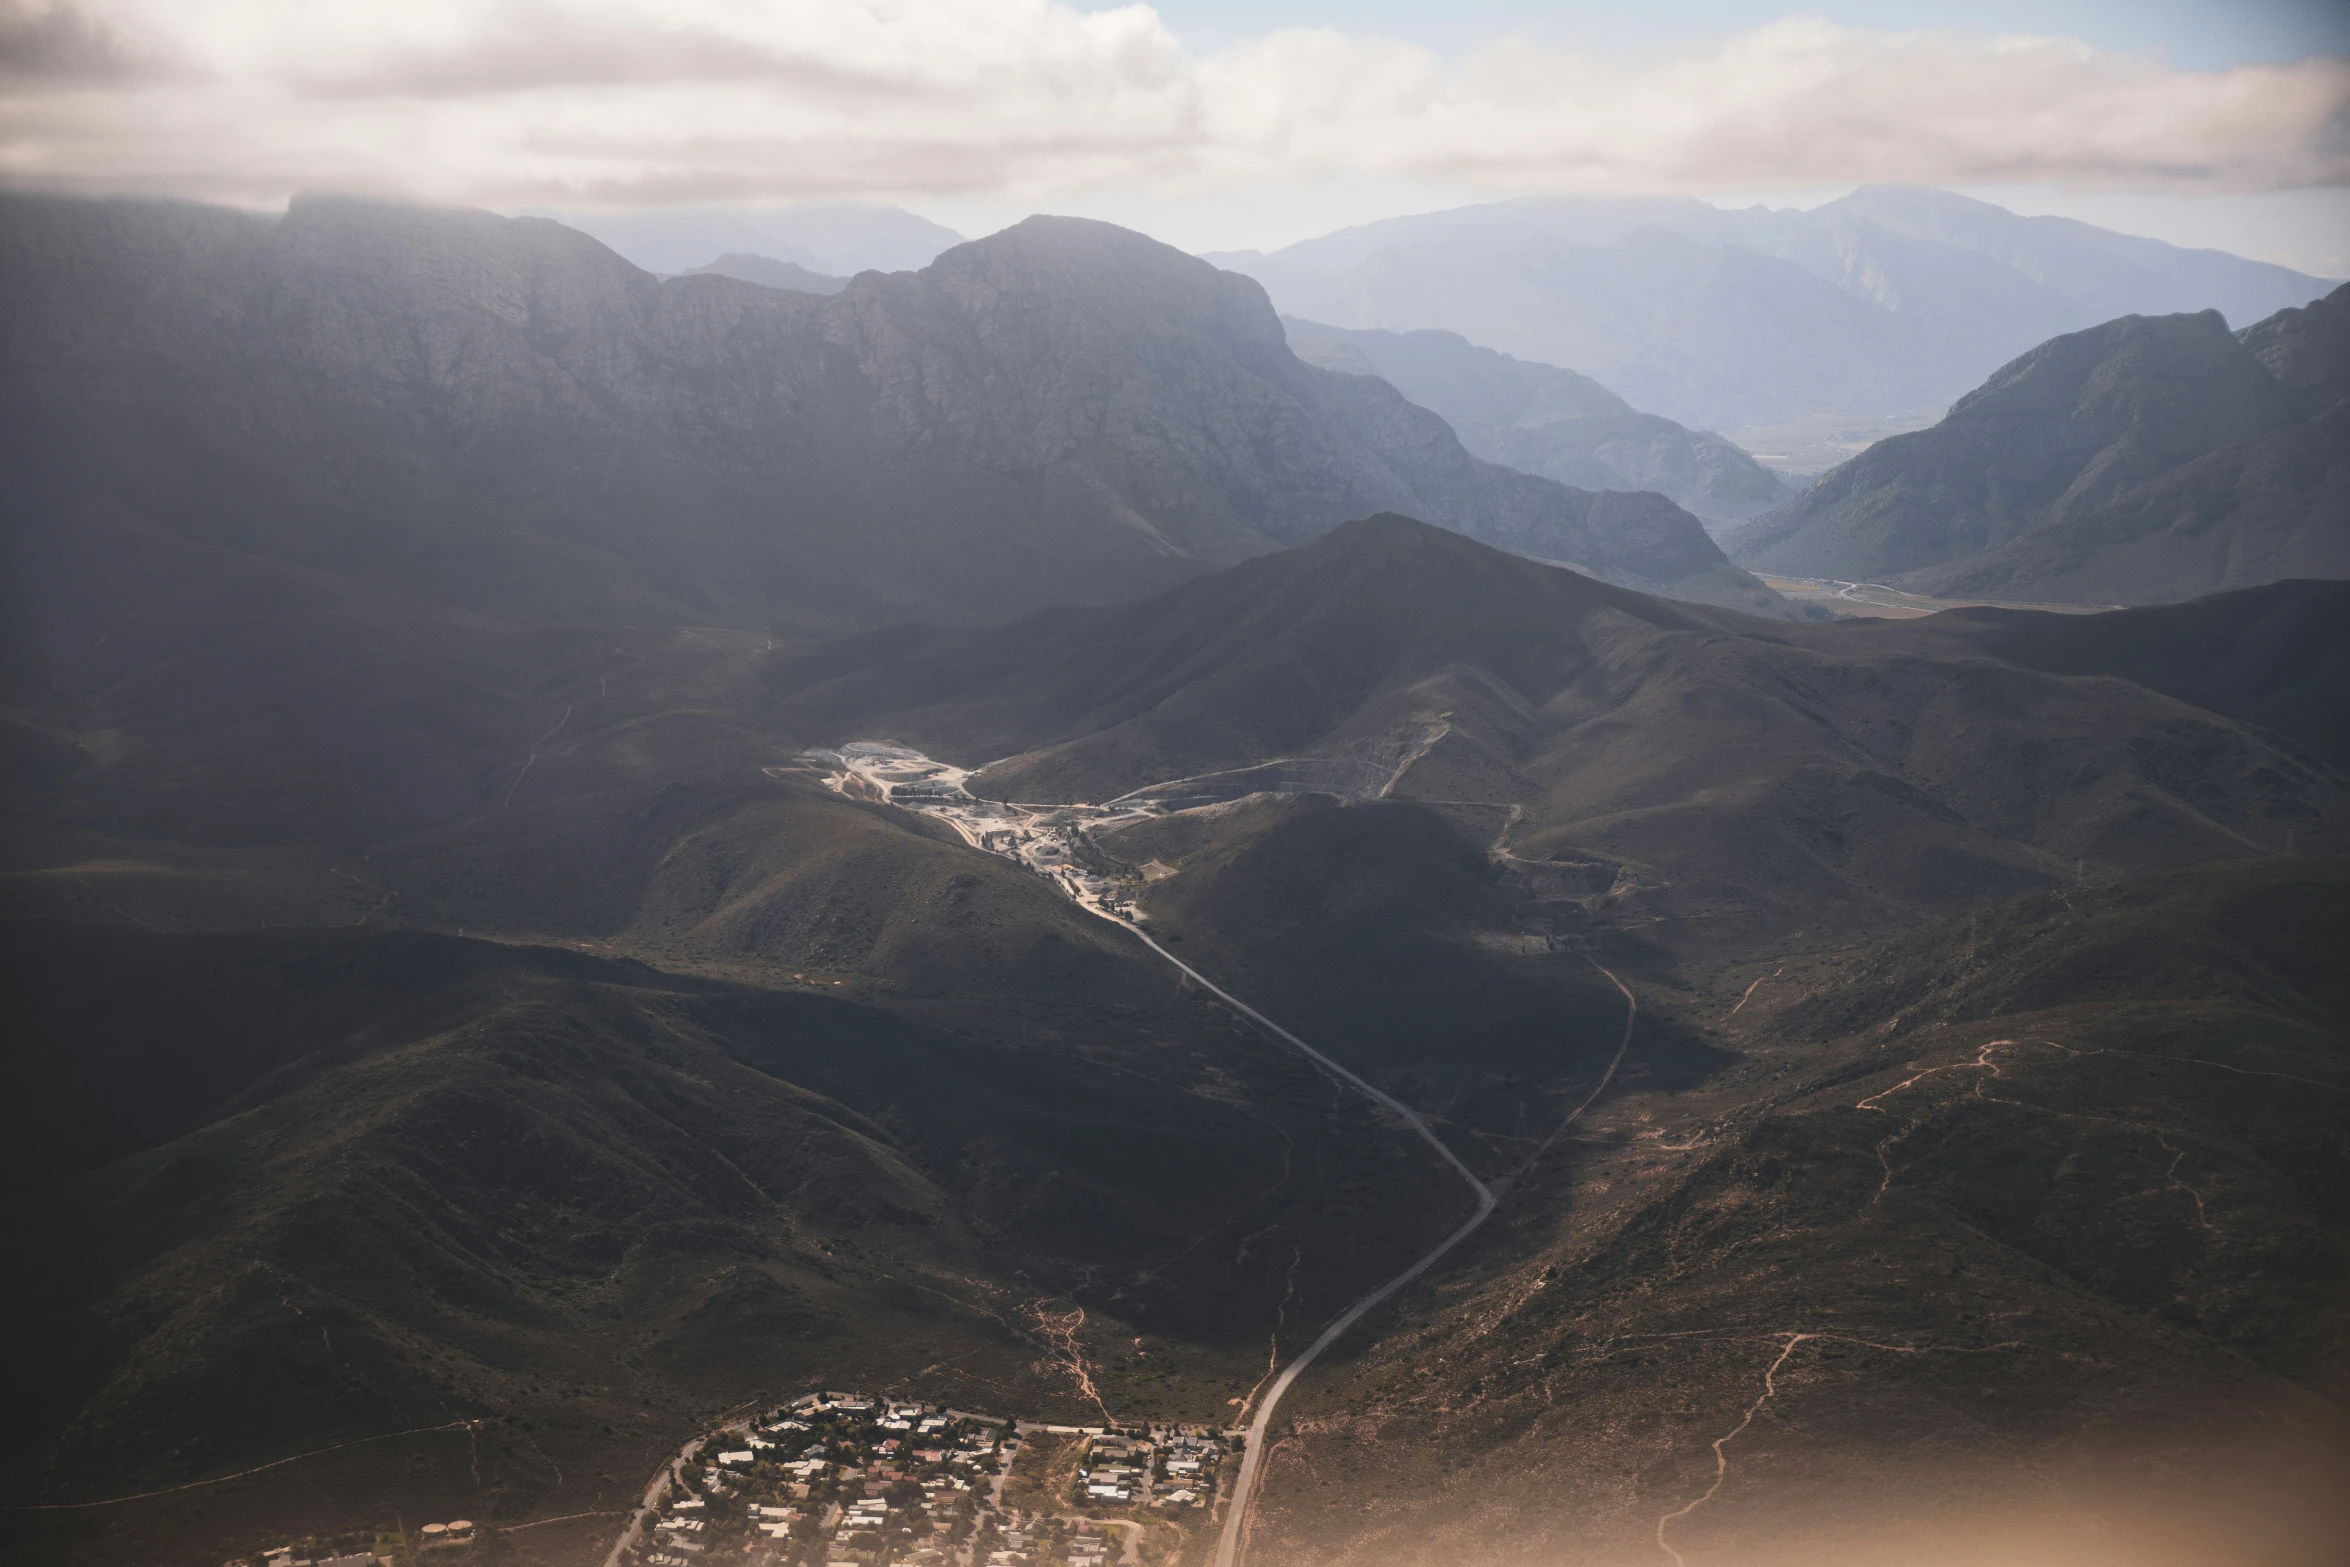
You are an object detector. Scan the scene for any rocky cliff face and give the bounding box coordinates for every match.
[1724,292,2349,604]
[0,196,1787,636]
[2240,280,2350,420]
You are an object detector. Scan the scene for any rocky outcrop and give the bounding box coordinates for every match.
[2240,280,2350,420]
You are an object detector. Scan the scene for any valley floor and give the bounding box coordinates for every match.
[797,744,2350,1567]
[1756,575,2124,618]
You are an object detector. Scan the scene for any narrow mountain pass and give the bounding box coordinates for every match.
[814,741,1633,1567]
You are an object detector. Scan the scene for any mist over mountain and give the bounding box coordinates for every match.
[683,253,849,294]
[1212,185,2339,432]
[545,203,965,278]
[1281,317,1787,526]
[1729,286,2350,604]
[0,195,1783,640]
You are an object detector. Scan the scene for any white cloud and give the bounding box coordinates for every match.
[0,2,2342,209]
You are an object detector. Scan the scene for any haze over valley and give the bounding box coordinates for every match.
[1211,185,2339,435]
[3,5,2347,1567]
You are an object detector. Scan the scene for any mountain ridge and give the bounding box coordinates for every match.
[765,516,2349,947]
[1212,185,2337,431]
[8,504,2349,1565]
[9,183,2349,1567]
[1280,317,1787,527]
[1728,287,2350,603]
[0,194,1788,637]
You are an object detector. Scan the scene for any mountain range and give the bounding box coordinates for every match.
[768,516,2344,935]
[6,187,2349,1567]
[1729,285,2350,604]
[8,501,2346,1564]
[1211,185,2339,432]
[1280,318,1787,527]
[0,195,1782,638]
[12,500,2347,1564]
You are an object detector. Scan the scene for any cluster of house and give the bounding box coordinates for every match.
[1152,1434,1217,1510]
[1076,1435,1147,1506]
[817,743,1161,924]
[979,1518,1118,1567]
[623,1394,1240,1567]
[248,1549,378,1567]
[980,1524,1034,1567]
[221,1398,1232,1567]
[1069,1430,1215,1512]
[633,1392,1013,1567]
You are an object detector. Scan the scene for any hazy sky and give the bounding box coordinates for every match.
[3,1,2345,271]
[1108,1,2350,68]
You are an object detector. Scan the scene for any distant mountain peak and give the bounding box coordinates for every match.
[542,200,964,277]
[1220,186,2335,431]
[1726,296,2347,604]
[1306,509,1485,559]
[683,252,848,294]
[941,213,1249,293]
[2,191,1789,644]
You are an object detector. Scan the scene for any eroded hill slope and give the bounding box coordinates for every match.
[1241,856,2350,1567]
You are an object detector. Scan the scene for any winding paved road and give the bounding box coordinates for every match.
[819,744,1637,1567]
[1109,929,1497,1567]
[1178,939,1635,1567]
[1067,872,1633,1567]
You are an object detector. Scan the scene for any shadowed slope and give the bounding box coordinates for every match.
[1730,288,2350,605]
[1244,856,2350,1567]
[769,514,1739,803]
[769,516,2349,946]
[1,913,1461,1563]
[1729,310,2290,580]
[1830,577,2350,769]
[0,197,1784,636]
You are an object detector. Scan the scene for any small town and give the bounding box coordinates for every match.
[617,1395,1235,1567]
[807,745,1162,922]
[225,1398,1234,1567]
